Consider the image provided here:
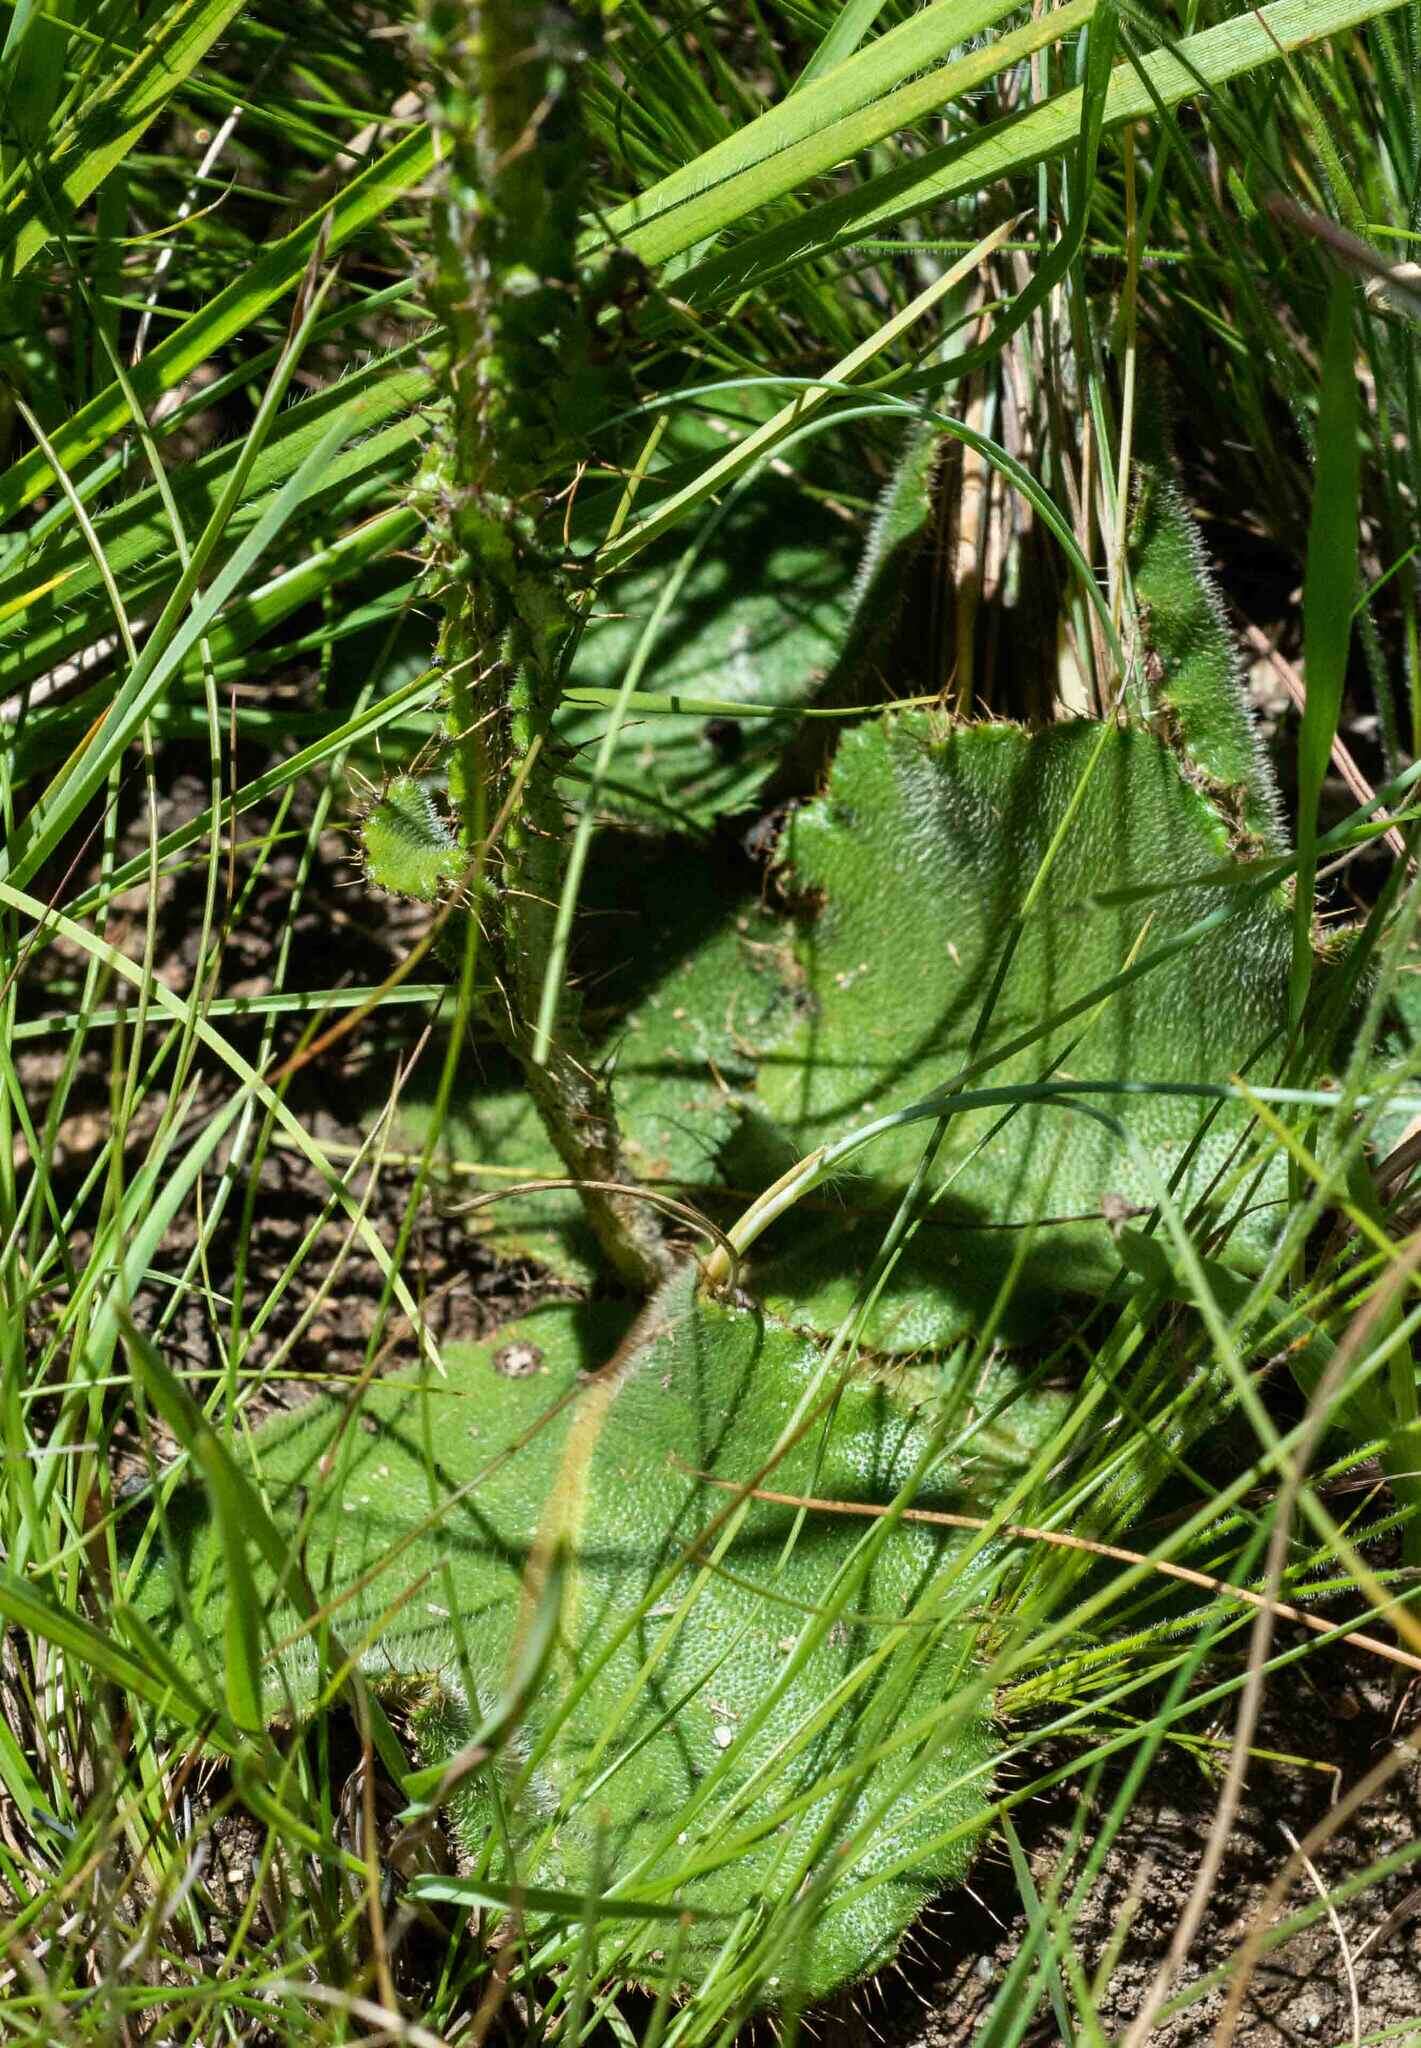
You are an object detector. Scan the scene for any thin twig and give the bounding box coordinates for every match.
[1244,623,1409,865]
[684,1472,1421,1677]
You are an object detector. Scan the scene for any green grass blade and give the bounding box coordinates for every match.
[1291,277,1360,1028]
[0,0,65,170]
[0,123,433,522]
[122,1318,289,1734]
[0,1702,45,1827]
[4,393,351,888]
[0,1560,224,1731]
[406,1876,704,1923]
[0,359,427,701]
[671,0,1407,305]
[592,0,1092,269]
[793,0,896,91]
[0,0,246,279]
[599,221,1014,572]
[121,1315,410,1776]
[61,666,442,923]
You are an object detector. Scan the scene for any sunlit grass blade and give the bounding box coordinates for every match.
[0,0,246,279]
[3,291,347,887]
[406,1875,703,1922]
[671,0,1407,305]
[0,124,432,522]
[122,1317,289,1735]
[598,219,1016,573]
[0,1559,226,1734]
[0,357,426,703]
[792,0,896,91]
[592,0,1093,269]
[121,1312,411,1780]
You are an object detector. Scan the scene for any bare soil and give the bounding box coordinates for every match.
[880,1679,1421,2046]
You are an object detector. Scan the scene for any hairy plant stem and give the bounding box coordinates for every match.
[417,0,670,1291]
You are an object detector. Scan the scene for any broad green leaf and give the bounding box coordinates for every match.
[745,715,1309,1347]
[557,476,860,827]
[386,836,790,1277]
[129,1276,1025,1999]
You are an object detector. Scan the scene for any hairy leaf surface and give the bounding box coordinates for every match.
[384,839,790,1277]
[129,1276,1023,1998]
[1128,431,1283,849]
[746,715,1302,1346]
[559,477,859,827]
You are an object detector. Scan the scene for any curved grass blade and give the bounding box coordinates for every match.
[122,1315,410,1778]
[590,0,1092,270]
[3,328,351,888]
[0,124,433,523]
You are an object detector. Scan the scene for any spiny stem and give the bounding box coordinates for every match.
[415,0,670,1290]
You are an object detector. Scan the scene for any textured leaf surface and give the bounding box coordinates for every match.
[130,1277,1016,1999]
[388,839,790,1276]
[1129,444,1282,849]
[558,479,859,826]
[361,776,462,904]
[747,714,1300,1346]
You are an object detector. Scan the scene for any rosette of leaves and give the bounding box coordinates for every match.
[365,708,1308,1346]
